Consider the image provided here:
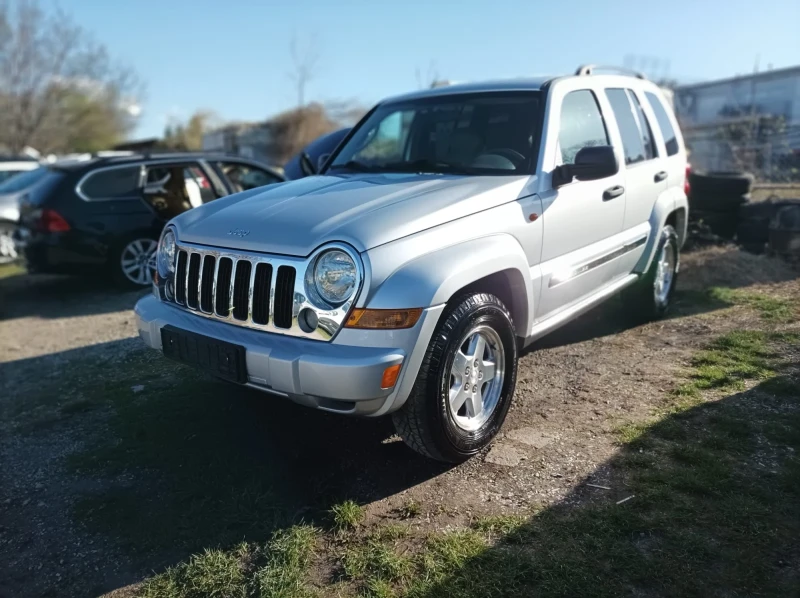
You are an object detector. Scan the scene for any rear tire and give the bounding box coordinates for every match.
[392,293,518,463]
[624,225,679,321]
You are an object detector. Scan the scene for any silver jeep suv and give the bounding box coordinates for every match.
[135,65,688,462]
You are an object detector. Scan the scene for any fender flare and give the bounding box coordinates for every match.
[636,190,689,273]
[366,234,533,335]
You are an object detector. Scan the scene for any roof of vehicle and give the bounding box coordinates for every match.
[383,77,556,103]
[0,155,39,163]
[381,66,652,104]
[47,152,280,173]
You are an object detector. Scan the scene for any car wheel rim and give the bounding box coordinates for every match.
[654,239,675,305]
[0,230,17,260]
[448,324,505,432]
[120,239,157,285]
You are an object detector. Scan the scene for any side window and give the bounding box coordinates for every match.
[558,90,609,165]
[629,92,657,160]
[645,91,679,156]
[79,166,141,200]
[215,162,281,193]
[143,162,214,217]
[605,89,648,165]
[353,110,412,162]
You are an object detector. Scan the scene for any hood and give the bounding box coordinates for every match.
[174,173,533,256]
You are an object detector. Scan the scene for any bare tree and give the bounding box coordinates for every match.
[287,33,319,107]
[0,0,143,153]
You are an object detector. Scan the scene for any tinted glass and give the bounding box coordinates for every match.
[81,166,141,199]
[0,167,46,193]
[558,90,609,164]
[645,91,679,156]
[630,92,657,160]
[329,92,542,175]
[605,88,647,165]
[215,162,281,192]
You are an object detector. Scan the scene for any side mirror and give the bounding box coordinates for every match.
[299,152,317,177]
[317,153,331,172]
[553,145,618,187]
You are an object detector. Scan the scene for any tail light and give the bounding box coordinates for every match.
[38,209,71,232]
[684,163,691,198]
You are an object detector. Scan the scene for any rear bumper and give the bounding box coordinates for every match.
[134,295,443,416]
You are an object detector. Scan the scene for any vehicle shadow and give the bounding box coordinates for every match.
[0,271,145,320]
[409,374,800,597]
[0,339,450,595]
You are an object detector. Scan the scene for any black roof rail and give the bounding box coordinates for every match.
[575,64,647,80]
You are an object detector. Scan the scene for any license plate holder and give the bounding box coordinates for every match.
[161,325,247,384]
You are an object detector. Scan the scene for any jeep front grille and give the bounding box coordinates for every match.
[166,242,362,341]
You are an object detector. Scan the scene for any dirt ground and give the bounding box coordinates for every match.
[0,247,798,597]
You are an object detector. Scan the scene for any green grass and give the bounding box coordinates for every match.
[139,526,319,598]
[0,261,24,279]
[398,499,421,519]
[330,500,365,532]
[708,287,797,322]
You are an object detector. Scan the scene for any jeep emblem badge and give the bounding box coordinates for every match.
[228,228,250,238]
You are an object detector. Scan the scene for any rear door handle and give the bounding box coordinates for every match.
[654,171,668,183]
[603,185,624,201]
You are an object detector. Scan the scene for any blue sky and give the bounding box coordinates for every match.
[62,0,800,139]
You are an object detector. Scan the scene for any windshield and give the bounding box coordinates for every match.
[327,92,542,176]
[0,166,45,193]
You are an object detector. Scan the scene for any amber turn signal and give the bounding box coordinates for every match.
[345,308,423,329]
[381,364,402,389]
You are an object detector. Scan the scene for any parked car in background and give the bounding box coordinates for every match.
[136,66,689,461]
[0,160,43,261]
[15,153,284,287]
[283,127,351,180]
[0,156,40,185]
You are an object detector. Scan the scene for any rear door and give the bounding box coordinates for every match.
[602,87,666,272]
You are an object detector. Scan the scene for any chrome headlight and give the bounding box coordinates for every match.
[306,248,358,307]
[157,228,176,277]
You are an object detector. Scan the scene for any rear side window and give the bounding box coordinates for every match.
[645,91,679,156]
[629,93,657,160]
[605,88,650,165]
[80,166,142,200]
[0,167,47,193]
[558,90,609,164]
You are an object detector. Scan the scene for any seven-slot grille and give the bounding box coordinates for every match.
[172,247,296,330]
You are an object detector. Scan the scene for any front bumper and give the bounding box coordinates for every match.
[134,295,443,416]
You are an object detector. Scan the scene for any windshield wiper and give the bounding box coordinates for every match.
[377,159,477,175]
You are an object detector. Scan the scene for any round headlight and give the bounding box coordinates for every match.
[157,229,176,277]
[313,249,357,306]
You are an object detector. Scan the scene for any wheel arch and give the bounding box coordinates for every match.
[365,234,533,337]
[636,190,688,273]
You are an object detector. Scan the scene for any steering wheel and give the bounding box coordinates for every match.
[481,148,526,168]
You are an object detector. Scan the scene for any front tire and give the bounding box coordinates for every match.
[392,293,518,463]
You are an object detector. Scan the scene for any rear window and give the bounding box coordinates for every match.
[19,169,66,206]
[645,91,679,156]
[79,166,142,200]
[0,167,47,193]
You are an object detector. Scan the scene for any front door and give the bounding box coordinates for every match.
[536,89,626,321]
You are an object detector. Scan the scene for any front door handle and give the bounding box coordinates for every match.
[603,185,624,201]
[654,171,668,183]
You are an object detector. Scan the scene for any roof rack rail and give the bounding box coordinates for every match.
[575,64,647,79]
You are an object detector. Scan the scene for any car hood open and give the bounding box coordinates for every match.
[175,173,533,256]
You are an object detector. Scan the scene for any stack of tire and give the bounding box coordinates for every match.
[687,171,754,242]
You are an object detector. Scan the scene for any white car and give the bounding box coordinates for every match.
[0,158,41,260]
[136,65,689,462]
